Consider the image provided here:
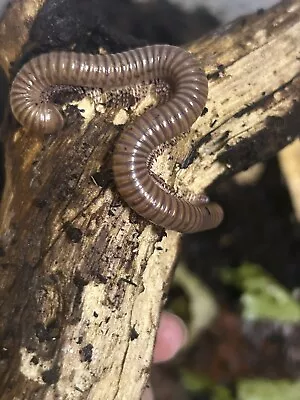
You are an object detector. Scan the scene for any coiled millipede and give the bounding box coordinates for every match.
[10,45,224,233]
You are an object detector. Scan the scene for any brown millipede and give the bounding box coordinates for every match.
[10,45,224,233]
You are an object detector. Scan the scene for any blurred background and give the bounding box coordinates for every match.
[135,0,280,22]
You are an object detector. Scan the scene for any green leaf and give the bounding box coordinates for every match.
[238,379,300,400]
[220,263,300,322]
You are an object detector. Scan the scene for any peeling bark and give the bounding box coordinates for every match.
[0,0,299,399]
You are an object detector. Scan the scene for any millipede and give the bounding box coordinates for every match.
[10,45,224,233]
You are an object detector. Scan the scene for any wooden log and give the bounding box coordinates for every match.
[0,0,299,399]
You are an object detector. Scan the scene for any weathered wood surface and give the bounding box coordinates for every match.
[0,0,299,399]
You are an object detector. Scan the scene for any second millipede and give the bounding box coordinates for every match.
[10,45,224,233]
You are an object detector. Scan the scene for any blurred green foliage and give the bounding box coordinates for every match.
[238,379,300,400]
[220,263,300,322]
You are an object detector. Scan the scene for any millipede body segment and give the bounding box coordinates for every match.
[10,45,224,233]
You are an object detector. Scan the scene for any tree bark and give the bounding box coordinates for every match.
[0,0,299,399]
